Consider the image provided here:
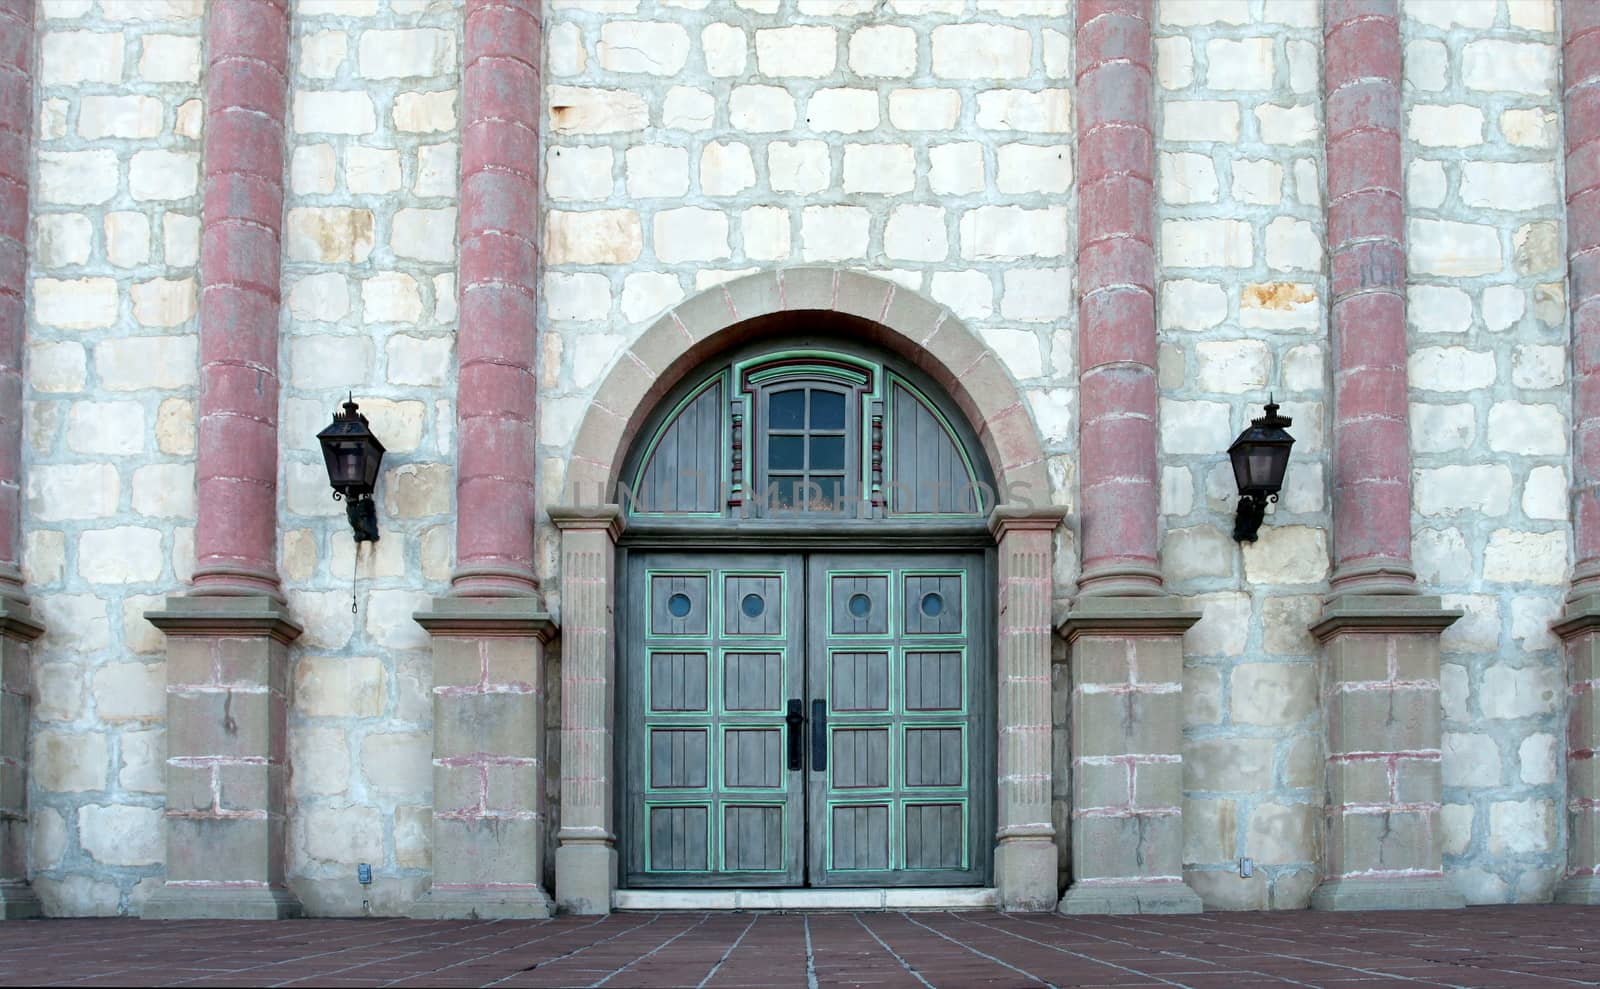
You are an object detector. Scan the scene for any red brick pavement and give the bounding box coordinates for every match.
[1,907,1598,988]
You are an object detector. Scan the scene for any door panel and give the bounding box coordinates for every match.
[806,553,988,887]
[625,553,806,887]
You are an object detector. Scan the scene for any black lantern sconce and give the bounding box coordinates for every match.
[317,396,386,543]
[1228,398,1295,543]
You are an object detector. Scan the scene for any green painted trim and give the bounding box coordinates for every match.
[627,371,728,519]
[900,568,969,639]
[642,725,713,794]
[642,569,714,641]
[718,723,789,792]
[821,798,897,872]
[827,722,897,794]
[899,721,970,791]
[719,569,788,639]
[643,647,712,715]
[899,644,970,717]
[901,798,971,871]
[641,801,713,873]
[824,568,895,639]
[716,800,791,873]
[883,375,988,517]
[823,646,893,716]
[717,646,787,715]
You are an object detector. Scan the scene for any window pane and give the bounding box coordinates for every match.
[810,390,846,430]
[813,476,844,511]
[769,476,797,510]
[810,435,845,470]
[768,435,804,470]
[770,389,805,429]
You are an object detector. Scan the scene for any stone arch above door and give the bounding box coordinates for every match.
[563,268,1051,510]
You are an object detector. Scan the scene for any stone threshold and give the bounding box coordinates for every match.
[613,887,998,911]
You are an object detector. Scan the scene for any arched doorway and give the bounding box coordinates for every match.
[615,323,996,889]
[550,269,1065,913]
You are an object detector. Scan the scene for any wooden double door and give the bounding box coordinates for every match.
[621,550,991,889]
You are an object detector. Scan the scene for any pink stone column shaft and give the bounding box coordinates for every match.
[1076,0,1162,597]
[0,0,32,598]
[191,0,290,597]
[1567,3,1600,599]
[1324,0,1416,595]
[452,0,541,597]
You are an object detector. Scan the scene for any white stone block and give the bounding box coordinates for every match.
[1501,108,1557,149]
[1281,345,1322,393]
[755,25,836,78]
[1162,219,1252,268]
[549,86,648,134]
[1159,0,1250,25]
[1160,151,1218,204]
[294,90,377,135]
[975,89,1071,132]
[1160,279,1228,331]
[851,25,916,79]
[929,142,985,195]
[544,272,612,322]
[1286,38,1317,94]
[980,327,1043,380]
[889,89,961,131]
[1409,402,1476,453]
[28,464,118,521]
[391,207,456,263]
[35,277,118,329]
[1407,285,1473,336]
[1405,40,1448,92]
[164,213,200,268]
[413,143,456,199]
[548,22,585,77]
[960,205,1069,260]
[1415,465,1512,517]
[132,463,195,518]
[546,145,613,201]
[1463,40,1557,95]
[1293,158,1319,206]
[1196,340,1270,394]
[1205,38,1275,90]
[807,88,879,133]
[393,90,455,133]
[33,213,92,268]
[996,144,1072,194]
[929,270,994,320]
[1512,344,1565,389]
[1000,268,1070,323]
[291,144,337,195]
[1487,401,1565,455]
[37,150,118,206]
[1241,525,1328,585]
[104,211,151,268]
[130,277,197,327]
[767,141,830,195]
[288,272,351,323]
[1442,733,1500,787]
[1164,101,1241,143]
[700,141,757,196]
[1405,159,1446,210]
[346,146,401,194]
[621,272,685,323]
[1408,104,1485,148]
[1408,219,1502,277]
[656,208,732,263]
[544,209,641,264]
[41,30,124,83]
[386,335,453,387]
[77,94,164,139]
[1522,464,1567,521]
[1255,103,1317,145]
[286,207,376,263]
[622,145,687,199]
[1155,36,1193,89]
[882,205,946,262]
[29,341,86,394]
[800,206,870,262]
[79,526,164,583]
[289,335,374,391]
[300,29,347,79]
[1482,663,1561,720]
[843,144,915,195]
[1161,466,1194,516]
[696,23,746,78]
[362,272,422,324]
[1460,161,1559,211]
[663,86,715,131]
[1483,529,1567,585]
[1231,158,1282,205]
[1520,734,1559,785]
[357,28,455,79]
[600,21,690,75]
[1483,285,1526,332]
[730,85,796,132]
[79,805,163,867]
[1026,388,1072,445]
[1159,398,1232,454]
[97,335,198,391]
[932,24,1030,79]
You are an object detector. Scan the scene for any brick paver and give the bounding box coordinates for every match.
[1,907,1598,988]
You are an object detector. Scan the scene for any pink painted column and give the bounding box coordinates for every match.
[0,0,30,601]
[452,0,541,597]
[1554,3,1600,905]
[1075,0,1162,597]
[1324,0,1416,596]
[191,0,290,597]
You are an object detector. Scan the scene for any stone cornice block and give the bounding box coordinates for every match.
[987,502,1067,539]
[549,503,625,540]
[0,597,43,643]
[1309,595,1462,642]
[146,595,302,644]
[1057,595,1202,641]
[415,597,557,639]
[1553,594,1600,640]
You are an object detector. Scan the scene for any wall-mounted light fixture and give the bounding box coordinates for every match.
[317,396,386,543]
[1228,398,1294,543]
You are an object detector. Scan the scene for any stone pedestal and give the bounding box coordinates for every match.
[410,599,556,919]
[1309,596,1464,912]
[142,597,302,920]
[0,599,43,919]
[550,506,621,915]
[1057,597,1201,915]
[990,506,1066,912]
[1553,595,1600,904]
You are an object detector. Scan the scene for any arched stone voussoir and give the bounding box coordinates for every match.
[567,267,1051,501]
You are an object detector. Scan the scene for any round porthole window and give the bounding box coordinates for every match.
[667,593,692,618]
[920,592,944,618]
[848,593,873,618]
[741,593,765,618]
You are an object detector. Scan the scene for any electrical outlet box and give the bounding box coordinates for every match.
[357,862,372,885]
[1239,857,1253,878]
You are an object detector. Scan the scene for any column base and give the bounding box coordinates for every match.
[1058,880,1202,915]
[1311,876,1465,912]
[409,885,553,920]
[0,881,41,919]
[1553,875,1600,904]
[556,842,616,915]
[993,837,1058,912]
[141,884,303,920]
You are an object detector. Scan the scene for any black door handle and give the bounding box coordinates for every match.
[811,699,827,772]
[786,699,805,771]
